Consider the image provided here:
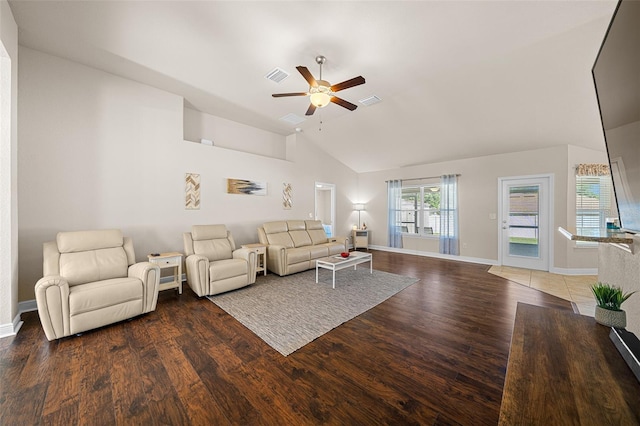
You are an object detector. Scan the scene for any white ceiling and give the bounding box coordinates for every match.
[8,0,618,173]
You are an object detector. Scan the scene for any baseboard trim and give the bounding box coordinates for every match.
[19,299,38,313]
[366,246,597,275]
[550,266,598,276]
[0,313,24,339]
[368,245,499,266]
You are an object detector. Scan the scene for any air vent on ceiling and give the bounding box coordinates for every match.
[280,113,306,126]
[359,95,382,107]
[265,67,290,83]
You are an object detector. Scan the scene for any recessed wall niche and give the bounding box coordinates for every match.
[183,106,287,160]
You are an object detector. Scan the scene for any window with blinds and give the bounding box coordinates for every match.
[576,174,613,244]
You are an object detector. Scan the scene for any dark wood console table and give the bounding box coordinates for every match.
[499,303,640,425]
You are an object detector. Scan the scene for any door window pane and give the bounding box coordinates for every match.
[508,185,540,257]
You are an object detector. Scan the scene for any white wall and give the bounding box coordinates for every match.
[599,237,640,336]
[0,0,19,337]
[183,107,286,160]
[358,144,607,271]
[17,47,357,301]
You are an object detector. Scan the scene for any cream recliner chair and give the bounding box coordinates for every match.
[35,229,160,341]
[183,225,257,296]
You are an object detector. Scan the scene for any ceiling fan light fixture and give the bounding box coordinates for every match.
[309,81,332,108]
[310,92,331,108]
[272,55,364,115]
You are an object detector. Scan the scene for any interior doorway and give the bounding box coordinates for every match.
[498,175,553,271]
[315,182,335,237]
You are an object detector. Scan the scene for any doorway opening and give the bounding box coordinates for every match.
[315,182,335,237]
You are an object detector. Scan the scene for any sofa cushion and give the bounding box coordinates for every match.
[325,242,345,256]
[286,247,311,264]
[60,247,129,286]
[287,220,306,231]
[290,230,312,247]
[305,220,329,244]
[194,239,233,261]
[307,229,328,245]
[266,232,294,248]
[210,258,248,281]
[69,277,142,316]
[263,221,288,234]
[57,229,123,253]
[305,220,324,230]
[192,224,227,241]
[309,245,329,259]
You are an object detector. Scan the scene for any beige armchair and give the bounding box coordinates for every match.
[183,225,257,297]
[35,229,160,341]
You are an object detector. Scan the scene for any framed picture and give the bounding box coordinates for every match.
[283,183,292,209]
[185,173,200,210]
[227,178,267,196]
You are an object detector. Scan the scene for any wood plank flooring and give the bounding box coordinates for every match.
[0,251,573,425]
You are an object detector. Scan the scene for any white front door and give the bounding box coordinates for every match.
[499,176,552,271]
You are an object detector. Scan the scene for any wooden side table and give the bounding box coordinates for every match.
[352,229,369,251]
[242,243,267,276]
[148,252,183,294]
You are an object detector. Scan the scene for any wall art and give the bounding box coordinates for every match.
[227,178,267,196]
[282,183,292,209]
[185,173,200,210]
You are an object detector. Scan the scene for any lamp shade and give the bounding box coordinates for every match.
[353,203,366,211]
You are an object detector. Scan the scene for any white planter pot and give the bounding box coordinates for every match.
[595,305,627,328]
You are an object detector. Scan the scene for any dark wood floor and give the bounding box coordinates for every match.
[0,250,573,425]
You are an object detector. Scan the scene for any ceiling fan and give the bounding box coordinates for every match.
[272,55,365,116]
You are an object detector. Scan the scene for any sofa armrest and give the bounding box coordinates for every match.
[35,276,70,341]
[265,244,288,276]
[233,248,257,284]
[185,254,210,297]
[329,236,349,251]
[129,262,160,313]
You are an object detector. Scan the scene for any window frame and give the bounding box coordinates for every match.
[575,174,614,247]
[400,183,441,237]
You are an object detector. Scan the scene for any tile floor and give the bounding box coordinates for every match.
[488,265,598,316]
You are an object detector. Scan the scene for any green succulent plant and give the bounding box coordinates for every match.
[591,282,636,311]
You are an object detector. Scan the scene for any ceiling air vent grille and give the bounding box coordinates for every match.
[280,113,306,126]
[265,67,290,83]
[359,95,382,107]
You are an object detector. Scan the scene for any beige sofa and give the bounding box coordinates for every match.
[257,220,348,276]
[35,229,160,341]
[183,224,257,296]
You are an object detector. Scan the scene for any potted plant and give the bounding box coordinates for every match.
[591,282,636,328]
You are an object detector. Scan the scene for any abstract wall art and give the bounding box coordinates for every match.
[185,173,201,210]
[226,178,267,196]
[283,183,292,209]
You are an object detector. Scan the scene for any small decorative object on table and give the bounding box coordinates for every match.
[340,252,350,258]
[591,282,636,328]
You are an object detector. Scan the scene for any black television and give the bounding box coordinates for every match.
[592,0,640,234]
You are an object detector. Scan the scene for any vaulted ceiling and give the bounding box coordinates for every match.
[9,0,618,173]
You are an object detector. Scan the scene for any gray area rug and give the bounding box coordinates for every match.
[207,268,418,356]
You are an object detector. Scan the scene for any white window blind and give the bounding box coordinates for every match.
[576,174,613,241]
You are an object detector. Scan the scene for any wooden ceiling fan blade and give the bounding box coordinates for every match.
[297,66,318,87]
[331,97,358,111]
[305,104,317,116]
[331,76,365,92]
[272,92,308,98]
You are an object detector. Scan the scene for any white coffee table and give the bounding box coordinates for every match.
[315,251,373,289]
